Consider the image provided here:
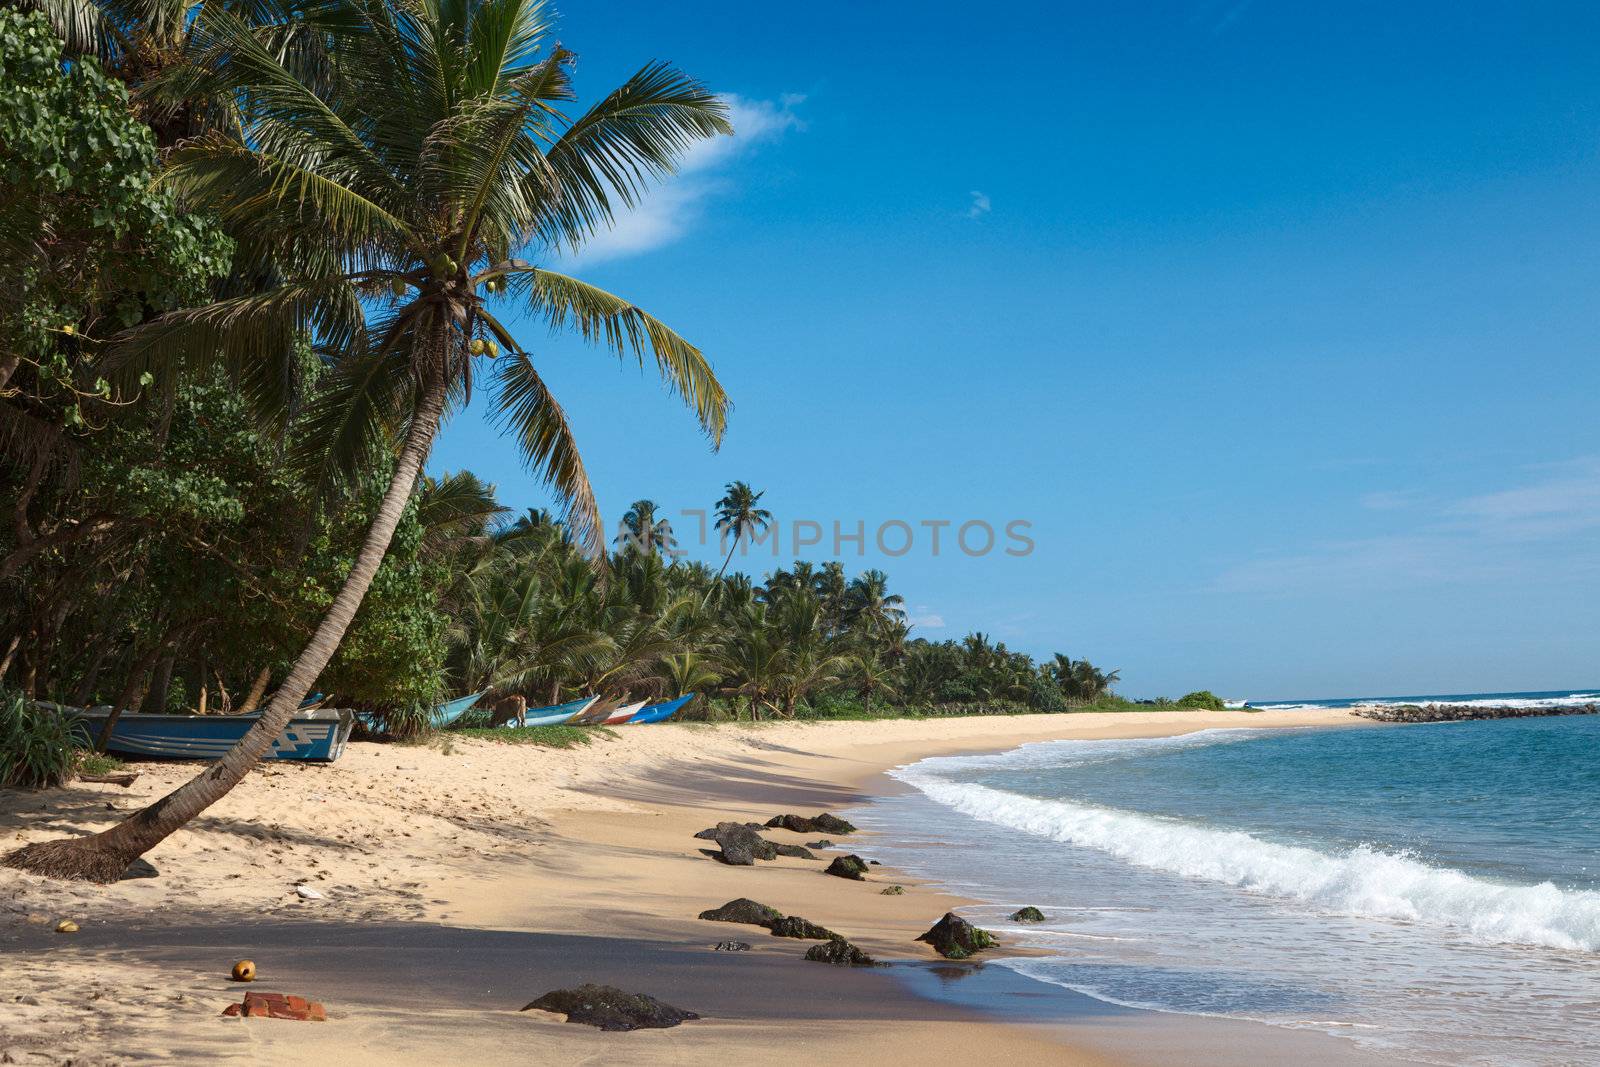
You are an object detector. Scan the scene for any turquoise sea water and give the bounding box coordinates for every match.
[860,701,1600,1066]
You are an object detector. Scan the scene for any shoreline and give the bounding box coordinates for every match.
[0,708,1401,1065]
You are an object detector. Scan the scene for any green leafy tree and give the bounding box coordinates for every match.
[6,0,730,881]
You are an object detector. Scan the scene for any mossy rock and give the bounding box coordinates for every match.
[770,915,841,941]
[824,855,870,881]
[1009,906,1046,923]
[916,912,999,959]
[880,885,906,896]
[698,898,782,928]
[804,938,879,966]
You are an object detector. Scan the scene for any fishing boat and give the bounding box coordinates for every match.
[599,699,648,725]
[49,704,355,762]
[569,696,620,725]
[354,691,486,734]
[627,694,694,724]
[510,695,597,728]
[431,692,485,728]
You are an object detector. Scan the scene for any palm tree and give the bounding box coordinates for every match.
[711,480,770,578]
[615,498,676,557]
[845,569,905,642]
[4,0,730,881]
[849,654,900,717]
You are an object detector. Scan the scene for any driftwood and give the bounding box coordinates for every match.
[78,772,139,787]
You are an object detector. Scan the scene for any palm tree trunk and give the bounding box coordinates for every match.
[236,667,271,715]
[96,643,169,752]
[4,368,452,883]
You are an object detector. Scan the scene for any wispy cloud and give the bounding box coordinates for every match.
[1211,458,1600,595]
[566,93,805,266]
[966,190,992,219]
[1360,489,1424,511]
[908,607,946,630]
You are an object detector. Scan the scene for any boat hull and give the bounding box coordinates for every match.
[600,700,648,725]
[64,708,354,762]
[513,695,597,728]
[627,694,694,724]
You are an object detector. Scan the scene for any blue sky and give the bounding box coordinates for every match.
[430,1,1600,700]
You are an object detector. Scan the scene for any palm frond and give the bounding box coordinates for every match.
[489,350,602,559]
[511,267,728,444]
[531,61,731,250]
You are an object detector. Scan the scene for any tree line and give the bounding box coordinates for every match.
[0,0,1122,883]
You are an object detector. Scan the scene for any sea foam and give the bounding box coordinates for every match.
[892,762,1600,954]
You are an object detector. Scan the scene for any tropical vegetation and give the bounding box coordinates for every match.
[0,0,1204,883]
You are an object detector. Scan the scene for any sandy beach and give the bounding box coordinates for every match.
[0,708,1402,1065]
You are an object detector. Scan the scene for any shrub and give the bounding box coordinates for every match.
[380,701,437,741]
[1175,690,1228,711]
[0,688,78,788]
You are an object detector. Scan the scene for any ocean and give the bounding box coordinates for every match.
[856,691,1600,1066]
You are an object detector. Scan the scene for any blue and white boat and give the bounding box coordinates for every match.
[354,691,486,734]
[56,706,355,762]
[510,695,597,728]
[627,694,694,724]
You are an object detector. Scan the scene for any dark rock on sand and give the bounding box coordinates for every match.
[772,843,816,860]
[880,885,905,896]
[695,822,779,865]
[824,855,871,880]
[807,839,835,850]
[916,912,999,959]
[765,813,859,835]
[713,941,751,952]
[804,939,879,966]
[521,984,699,1031]
[1009,906,1046,923]
[698,898,783,928]
[769,916,841,941]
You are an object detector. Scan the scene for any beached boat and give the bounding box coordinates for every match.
[52,705,355,762]
[354,691,486,734]
[627,694,694,724]
[599,699,649,725]
[511,695,597,728]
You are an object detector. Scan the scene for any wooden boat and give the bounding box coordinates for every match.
[354,691,486,734]
[52,705,355,762]
[511,695,597,728]
[569,696,621,725]
[431,692,486,728]
[599,699,648,725]
[627,694,694,724]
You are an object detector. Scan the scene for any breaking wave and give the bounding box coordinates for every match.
[891,763,1600,954]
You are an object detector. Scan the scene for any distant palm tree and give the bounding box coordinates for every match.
[849,654,900,716]
[616,499,677,557]
[846,569,905,640]
[712,481,771,578]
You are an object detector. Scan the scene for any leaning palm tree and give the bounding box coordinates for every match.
[711,480,770,578]
[4,0,730,881]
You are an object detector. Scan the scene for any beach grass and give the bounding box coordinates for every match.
[76,752,127,776]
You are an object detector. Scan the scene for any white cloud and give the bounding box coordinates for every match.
[567,93,804,266]
[1211,458,1600,595]
[967,190,992,219]
[907,607,946,630]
